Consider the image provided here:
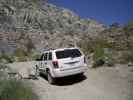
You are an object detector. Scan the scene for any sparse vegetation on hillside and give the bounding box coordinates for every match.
[79,22,133,67]
[13,48,28,62]
[0,0,104,53]
[0,0,133,67]
[0,52,13,63]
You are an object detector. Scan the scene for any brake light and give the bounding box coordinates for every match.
[52,60,59,68]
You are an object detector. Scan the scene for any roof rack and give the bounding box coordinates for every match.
[40,46,79,53]
[41,48,55,52]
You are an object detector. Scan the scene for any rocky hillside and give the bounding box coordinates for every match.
[0,0,105,53]
[79,22,133,67]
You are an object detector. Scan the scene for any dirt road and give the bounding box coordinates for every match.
[9,62,133,100]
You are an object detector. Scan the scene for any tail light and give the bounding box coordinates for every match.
[84,57,86,63]
[52,60,59,68]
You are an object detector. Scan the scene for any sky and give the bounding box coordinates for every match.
[48,0,133,25]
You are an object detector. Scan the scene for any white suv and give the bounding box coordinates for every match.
[36,47,87,84]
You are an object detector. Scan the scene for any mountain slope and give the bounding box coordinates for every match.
[0,0,105,53]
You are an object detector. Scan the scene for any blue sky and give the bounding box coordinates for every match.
[48,0,133,25]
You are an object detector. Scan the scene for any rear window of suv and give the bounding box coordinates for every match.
[56,49,82,59]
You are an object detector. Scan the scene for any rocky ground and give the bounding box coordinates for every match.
[8,62,133,100]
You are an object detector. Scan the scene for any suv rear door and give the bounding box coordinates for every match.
[55,49,84,70]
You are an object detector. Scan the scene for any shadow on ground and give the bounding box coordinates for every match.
[40,73,87,86]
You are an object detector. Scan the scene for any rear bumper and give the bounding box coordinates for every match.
[51,64,87,78]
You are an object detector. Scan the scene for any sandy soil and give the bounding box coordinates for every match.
[8,62,133,100]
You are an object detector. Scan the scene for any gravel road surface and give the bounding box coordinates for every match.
[8,62,133,100]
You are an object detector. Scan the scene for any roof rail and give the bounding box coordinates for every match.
[42,48,55,52]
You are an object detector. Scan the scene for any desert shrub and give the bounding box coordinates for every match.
[0,63,9,79]
[78,39,110,67]
[14,49,27,57]
[14,56,27,62]
[104,54,115,67]
[127,54,133,63]
[31,53,41,61]
[0,79,38,100]
[93,46,105,61]
[13,49,28,62]
[124,22,133,36]
[92,59,105,68]
[78,38,115,54]
[88,29,97,33]
[25,38,35,53]
[0,53,13,63]
[92,46,105,67]
[105,60,115,67]
[78,40,94,55]
[121,50,133,63]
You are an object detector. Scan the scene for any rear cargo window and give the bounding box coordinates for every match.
[56,49,82,59]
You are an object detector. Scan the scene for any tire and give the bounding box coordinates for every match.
[47,71,55,84]
[79,73,84,76]
[77,73,84,77]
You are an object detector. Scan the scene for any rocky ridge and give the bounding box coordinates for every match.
[0,0,105,53]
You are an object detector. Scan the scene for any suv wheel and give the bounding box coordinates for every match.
[77,73,84,77]
[79,73,84,76]
[47,71,55,84]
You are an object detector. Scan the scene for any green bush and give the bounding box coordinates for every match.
[0,79,38,100]
[88,29,97,33]
[78,39,95,55]
[78,21,133,66]
[14,56,28,62]
[0,53,13,63]
[14,49,28,57]
[79,39,108,67]
[92,46,105,67]
[31,54,41,61]
[93,46,105,61]
[122,50,133,63]
[104,53,115,66]
[78,38,114,54]
[13,49,28,62]
[124,22,133,36]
